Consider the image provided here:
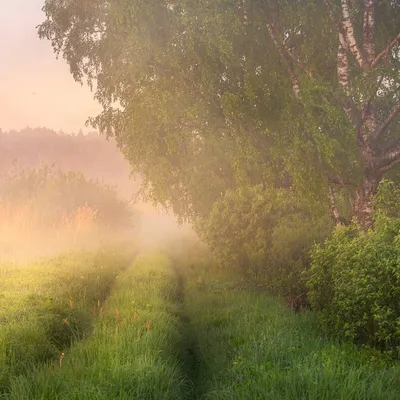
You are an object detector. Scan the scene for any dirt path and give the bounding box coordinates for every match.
[169,263,205,399]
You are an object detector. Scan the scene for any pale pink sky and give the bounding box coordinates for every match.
[0,0,101,133]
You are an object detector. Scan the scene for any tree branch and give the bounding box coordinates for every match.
[323,0,335,21]
[362,73,385,121]
[329,175,356,187]
[278,37,313,78]
[363,0,375,65]
[338,32,351,96]
[371,32,400,68]
[337,31,363,128]
[266,23,301,98]
[373,103,400,140]
[322,0,361,128]
[378,140,400,174]
[341,0,366,68]
[378,156,400,174]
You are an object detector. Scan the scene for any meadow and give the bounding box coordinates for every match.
[0,249,133,394]
[2,248,400,399]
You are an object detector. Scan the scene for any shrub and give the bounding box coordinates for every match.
[306,180,400,354]
[196,184,332,295]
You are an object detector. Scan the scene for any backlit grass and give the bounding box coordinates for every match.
[3,249,400,399]
[0,249,132,394]
[5,253,189,399]
[181,260,400,400]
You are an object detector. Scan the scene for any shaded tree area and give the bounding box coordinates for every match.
[36,1,399,298]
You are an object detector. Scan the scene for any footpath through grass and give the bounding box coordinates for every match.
[3,249,400,399]
[4,253,190,399]
[179,258,400,400]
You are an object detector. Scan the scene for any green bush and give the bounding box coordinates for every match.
[196,184,332,295]
[307,180,400,354]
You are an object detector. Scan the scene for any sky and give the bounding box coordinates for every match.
[0,0,102,133]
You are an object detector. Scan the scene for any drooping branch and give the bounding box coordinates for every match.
[373,103,400,140]
[363,0,375,65]
[378,141,400,174]
[371,32,400,68]
[341,0,366,68]
[266,22,301,98]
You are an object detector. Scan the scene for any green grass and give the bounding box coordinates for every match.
[180,260,400,400]
[3,249,400,399]
[0,249,132,394]
[4,253,190,399]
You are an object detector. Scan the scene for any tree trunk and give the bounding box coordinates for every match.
[269,1,399,232]
[354,173,380,229]
[329,187,342,226]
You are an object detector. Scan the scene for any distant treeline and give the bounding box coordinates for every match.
[0,127,138,197]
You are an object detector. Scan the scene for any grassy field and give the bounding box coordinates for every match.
[0,249,133,395]
[180,259,400,400]
[2,249,400,399]
[2,253,189,399]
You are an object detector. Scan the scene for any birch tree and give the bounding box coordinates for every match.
[37,0,399,229]
[264,0,400,228]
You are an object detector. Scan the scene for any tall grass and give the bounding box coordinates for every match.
[0,249,132,394]
[4,248,400,399]
[5,253,190,399]
[180,259,400,400]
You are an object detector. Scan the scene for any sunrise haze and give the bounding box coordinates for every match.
[0,0,101,133]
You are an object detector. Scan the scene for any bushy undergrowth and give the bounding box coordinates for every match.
[307,180,400,355]
[0,167,131,227]
[0,250,131,393]
[5,253,189,400]
[197,185,332,295]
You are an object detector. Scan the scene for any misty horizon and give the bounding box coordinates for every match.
[0,0,101,133]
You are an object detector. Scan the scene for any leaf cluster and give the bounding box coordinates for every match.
[307,180,400,354]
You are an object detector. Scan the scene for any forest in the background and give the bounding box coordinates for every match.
[0,127,138,198]
[0,128,143,260]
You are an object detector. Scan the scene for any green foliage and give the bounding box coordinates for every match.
[37,1,400,298]
[307,181,400,354]
[33,1,344,218]
[197,184,332,294]
[37,0,399,220]
[4,248,400,398]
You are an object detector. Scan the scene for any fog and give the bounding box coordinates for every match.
[0,128,197,263]
[0,2,199,264]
